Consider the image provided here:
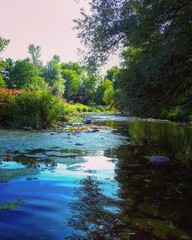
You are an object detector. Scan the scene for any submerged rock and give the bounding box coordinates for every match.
[149,156,170,165]
[23,126,33,131]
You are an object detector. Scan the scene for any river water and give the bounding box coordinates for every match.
[0,114,192,240]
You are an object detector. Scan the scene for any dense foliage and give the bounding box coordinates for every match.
[0,40,108,107]
[0,36,110,129]
[0,88,65,128]
[75,0,192,119]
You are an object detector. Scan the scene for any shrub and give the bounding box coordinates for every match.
[11,89,65,129]
[0,88,21,125]
[0,88,66,129]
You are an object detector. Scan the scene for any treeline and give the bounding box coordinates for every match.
[0,41,115,107]
[75,0,192,121]
[0,37,119,129]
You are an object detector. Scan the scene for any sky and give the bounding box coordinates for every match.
[0,0,120,71]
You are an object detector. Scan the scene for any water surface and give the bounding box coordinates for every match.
[0,114,192,239]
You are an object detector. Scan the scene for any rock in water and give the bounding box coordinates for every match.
[83,119,91,124]
[149,156,170,165]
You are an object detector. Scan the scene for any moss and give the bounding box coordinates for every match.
[0,168,39,182]
[0,200,23,210]
[132,218,189,239]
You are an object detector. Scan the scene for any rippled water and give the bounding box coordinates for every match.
[0,114,192,240]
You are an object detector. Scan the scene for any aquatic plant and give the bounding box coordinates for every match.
[0,200,23,210]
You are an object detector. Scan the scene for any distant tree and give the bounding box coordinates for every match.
[61,61,83,75]
[28,44,42,67]
[3,58,15,88]
[95,79,112,105]
[0,36,10,87]
[103,82,114,107]
[61,62,98,104]
[52,55,61,63]
[62,68,81,102]
[60,62,84,102]
[0,61,6,87]
[105,66,119,81]
[43,57,65,96]
[8,59,45,89]
[0,36,10,56]
[79,71,97,105]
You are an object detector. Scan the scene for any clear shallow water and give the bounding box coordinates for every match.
[0,114,192,240]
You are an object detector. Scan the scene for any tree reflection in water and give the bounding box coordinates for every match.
[66,175,127,240]
[66,120,192,239]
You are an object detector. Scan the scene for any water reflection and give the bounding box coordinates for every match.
[66,118,192,239]
[66,176,123,240]
[1,116,192,239]
[108,120,192,239]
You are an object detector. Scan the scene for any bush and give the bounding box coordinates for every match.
[0,88,66,129]
[0,88,21,125]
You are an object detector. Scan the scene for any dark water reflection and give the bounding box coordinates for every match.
[66,117,192,239]
[0,115,192,240]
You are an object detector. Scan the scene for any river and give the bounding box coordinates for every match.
[0,114,192,240]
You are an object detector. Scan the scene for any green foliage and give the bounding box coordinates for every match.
[61,62,98,105]
[7,59,46,89]
[62,68,81,101]
[95,79,112,105]
[11,89,65,129]
[0,75,6,88]
[64,102,90,115]
[75,0,192,119]
[0,88,66,129]
[103,83,114,107]
[79,72,97,105]
[43,57,65,97]
[0,61,6,87]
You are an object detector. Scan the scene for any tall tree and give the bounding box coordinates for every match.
[43,57,65,96]
[28,44,42,67]
[75,0,192,116]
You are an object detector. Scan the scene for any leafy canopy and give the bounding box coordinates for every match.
[75,0,192,116]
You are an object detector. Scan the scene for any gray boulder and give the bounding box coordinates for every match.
[149,156,170,165]
[83,119,91,124]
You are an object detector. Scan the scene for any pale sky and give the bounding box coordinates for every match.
[0,0,120,70]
